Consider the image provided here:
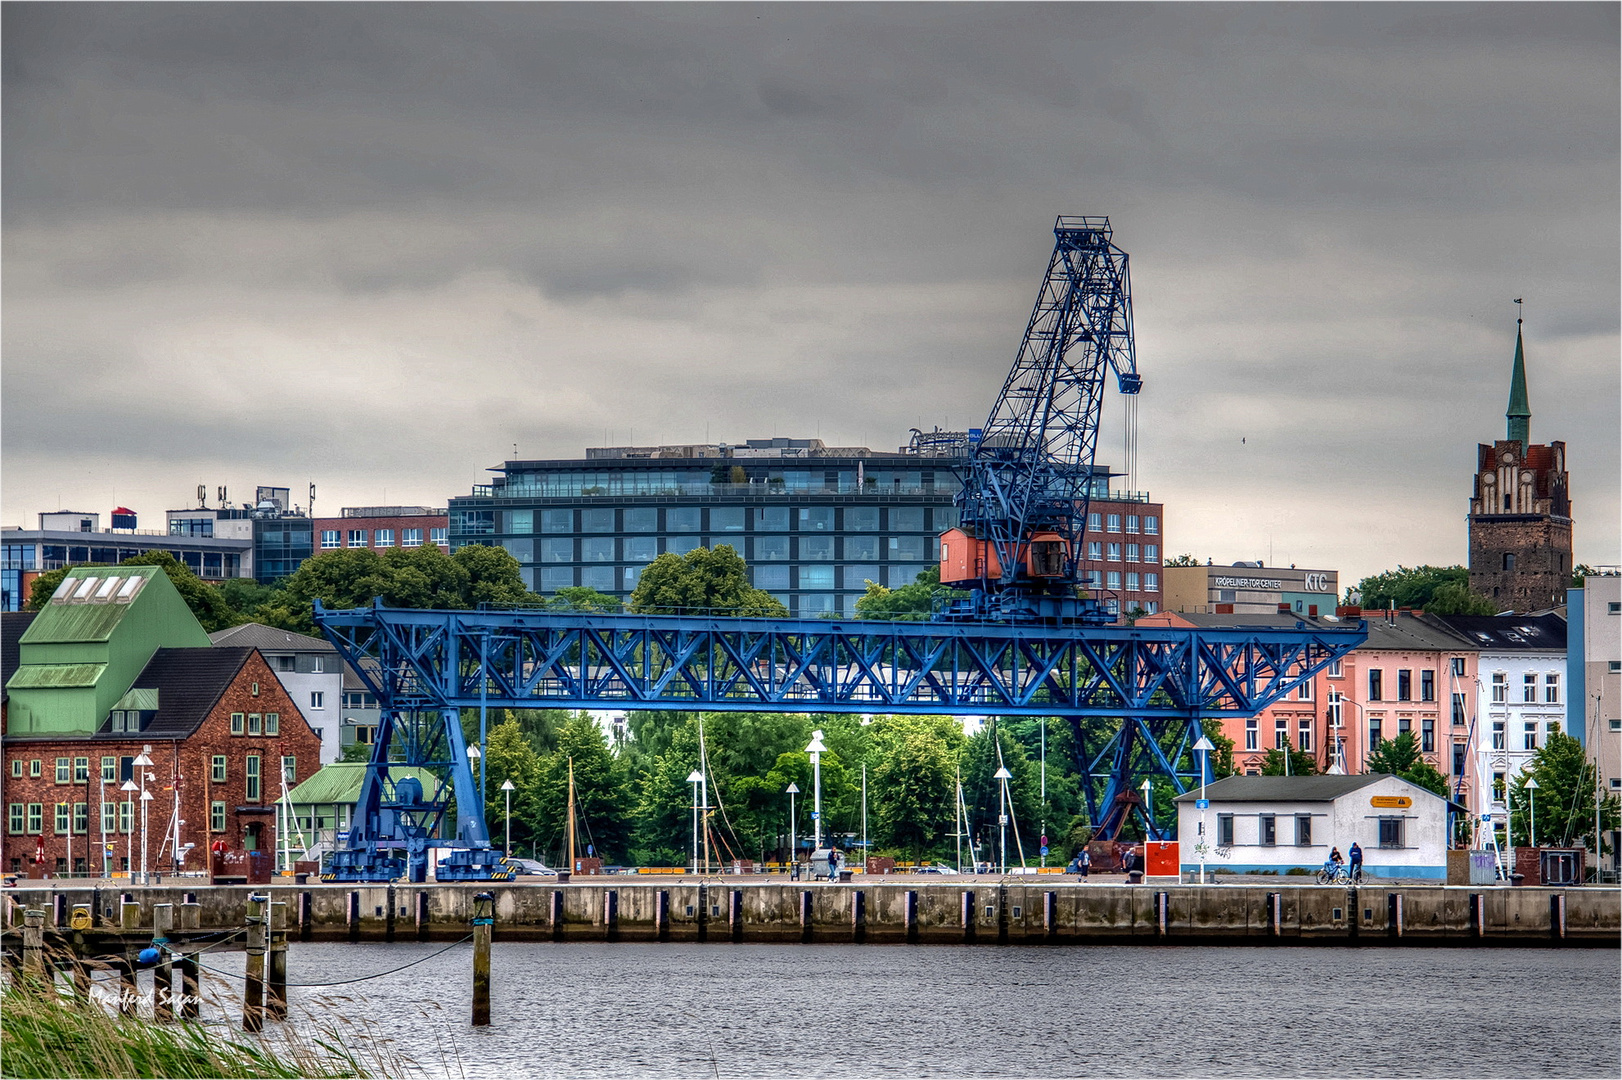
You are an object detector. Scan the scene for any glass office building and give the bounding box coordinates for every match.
[448,438,961,616]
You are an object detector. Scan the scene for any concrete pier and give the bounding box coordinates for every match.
[5,880,1617,948]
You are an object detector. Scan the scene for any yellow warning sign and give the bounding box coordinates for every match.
[1370,795,1412,809]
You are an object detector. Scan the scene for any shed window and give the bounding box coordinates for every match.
[1296,815,1312,847]
[1216,814,1234,847]
[1259,814,1276,846]
[1378,817,1404,848]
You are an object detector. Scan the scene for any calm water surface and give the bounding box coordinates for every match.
[184,942,1618,1079]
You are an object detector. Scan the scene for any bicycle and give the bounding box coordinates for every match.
[1315,862,1350,885]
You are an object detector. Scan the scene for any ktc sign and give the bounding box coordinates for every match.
[1303,572,1332,592]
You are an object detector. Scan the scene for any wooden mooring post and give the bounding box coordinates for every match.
[471,892,493,1027]
[179,901,201,1019]
[243,895,267,1032]
[21,909,45,975]
[152,903,175,1020]
[268,902,289,1020]
[119,899,141,1015]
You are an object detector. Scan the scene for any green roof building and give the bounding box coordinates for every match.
[3,566,211,736]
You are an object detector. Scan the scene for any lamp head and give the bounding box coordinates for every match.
[1192,736,1216,753]
[805,735,828,754]
[686,770,705,784]
[132,753,153,767]
[121,780,139,792]
[993,767,1013,781]
[466,745,481,759]
[500,780,516,792]
[785,782,800,794]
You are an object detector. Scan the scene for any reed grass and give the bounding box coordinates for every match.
[1,958,401,1079]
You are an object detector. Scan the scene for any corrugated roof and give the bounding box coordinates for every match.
[94,647,252,739]
[286,762,444,806]
[209,623,337,652]
[6,663,106,689]
[19,566,161,644]
[1173,774,1385,802]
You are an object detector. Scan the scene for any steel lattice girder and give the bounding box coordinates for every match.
[316,604,1365,718]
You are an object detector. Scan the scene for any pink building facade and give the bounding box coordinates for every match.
[1139,610,1481,812]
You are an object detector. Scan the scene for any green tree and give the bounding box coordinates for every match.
[1510,732,1621,849]
[217,577,281,620]
[546,587,622,613]
[960,722,1042,864]
[1163,553,1202,567]
[1260,745,1320,777]
[628,545,787,616]
[255,543,539,633]
[868,714,963,858]
[1364,732,1449,797]
[483,717,543,853]
[853,565,966,621]
[1353,565,1495,615]
[529,713,630,864]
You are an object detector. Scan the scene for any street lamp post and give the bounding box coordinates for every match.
[500,779,516,858]
[994,766,1013,875]
[466,744,482,807]
[785,782,800,872]
[806,731,827,850]
[1193,735,1215,885]
[686,770,704,875]
[132,752,154,885]
[1524,776,1539,850]
[1140,778,1154,840]
[119,780,138,881]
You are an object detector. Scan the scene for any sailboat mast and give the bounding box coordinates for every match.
[566,757,577,873]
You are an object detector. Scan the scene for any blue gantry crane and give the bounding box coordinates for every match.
[315,216,1367,881]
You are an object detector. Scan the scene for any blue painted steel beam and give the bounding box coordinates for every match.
[315,602,1367,872]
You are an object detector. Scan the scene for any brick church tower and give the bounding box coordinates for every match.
[1467,321,1573,611]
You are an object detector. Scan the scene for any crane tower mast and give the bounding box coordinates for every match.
[940,216,1141,623]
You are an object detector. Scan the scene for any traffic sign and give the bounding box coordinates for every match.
[1195,799,1209,809]
[1040,845,1049,856]
[810,811,820,820]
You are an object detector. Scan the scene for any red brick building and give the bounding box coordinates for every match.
[1076,498,1166,617]
[4,609,320,877]
[312,506,448,556]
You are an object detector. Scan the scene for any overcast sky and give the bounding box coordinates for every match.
[4,3,1617,587]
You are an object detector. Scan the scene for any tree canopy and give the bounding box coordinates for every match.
[1352,565,1496,615]
[854,565,966,621]
[628,545,786,617]
[1365,732,1449,797]
[1509,732,1620,849]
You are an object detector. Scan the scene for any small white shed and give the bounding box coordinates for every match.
[1173,774,1452,880]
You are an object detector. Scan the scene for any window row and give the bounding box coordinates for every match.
[1366,669,1440,703]
[496,468,959,499]
[1214,812,1404,849]
[1085,512,1159,535]
[1488,672,1562,704]
[229,712,282,736]
[509,533,939,566]
[1083,542,1161,564]
[473,505,956,536]
[1094,571,1159,592]
[524,563,938,594]
[1488,718,1563,751]
[321,527,446,549]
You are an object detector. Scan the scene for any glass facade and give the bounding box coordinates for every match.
[449,453,960,617]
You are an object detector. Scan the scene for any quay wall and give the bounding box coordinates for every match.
[4,881,1617,947]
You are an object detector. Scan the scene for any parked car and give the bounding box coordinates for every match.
[915,863,961,875]
[507,858,558,876]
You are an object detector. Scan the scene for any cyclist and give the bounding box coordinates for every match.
[1348,842,1364,883]
[1324,847,1344,875]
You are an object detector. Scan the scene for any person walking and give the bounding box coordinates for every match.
[1078,848,1091,879]
[1348,842,1363,883]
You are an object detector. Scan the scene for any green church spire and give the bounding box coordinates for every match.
[1506,319,1530,447]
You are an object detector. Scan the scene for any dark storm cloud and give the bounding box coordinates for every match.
[3,3,1617,582]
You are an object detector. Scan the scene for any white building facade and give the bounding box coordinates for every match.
[1174,774,1452,880]
[1438,615,1568,817]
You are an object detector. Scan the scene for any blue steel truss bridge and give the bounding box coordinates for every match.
[315,602,1366,881]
